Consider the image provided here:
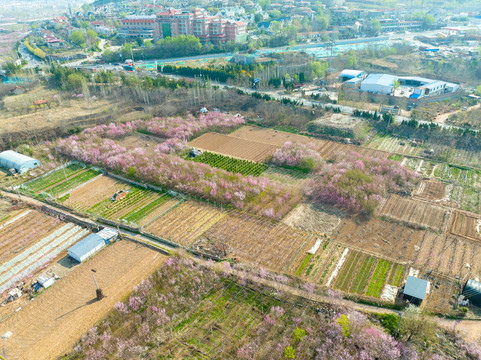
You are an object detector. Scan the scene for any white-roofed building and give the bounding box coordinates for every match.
[339,69,367,81]
[360,74,397,95]
[0,150,41,174]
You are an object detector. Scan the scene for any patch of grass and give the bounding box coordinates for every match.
[57,193,70,202]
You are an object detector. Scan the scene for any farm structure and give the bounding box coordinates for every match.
[188,133,278,162]
[67,228,118,263]
[403,276,429,306]
[0,150,41,174]
[378,195,452,233]
[0,209,91,295]
[0,240,167,360]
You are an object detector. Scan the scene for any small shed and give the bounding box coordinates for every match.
[403,276,429,305]
[463,279,481,307]
[68,233,106,263]
[0,150,41,174]
[96,227,118,244]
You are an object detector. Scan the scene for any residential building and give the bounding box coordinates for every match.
[119,15,157,39]
[156,8,246,43]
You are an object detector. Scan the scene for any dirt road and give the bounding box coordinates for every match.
[0,240,166,360]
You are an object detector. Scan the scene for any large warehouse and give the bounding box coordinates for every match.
[360,74,398,95]
[0,150,41,174]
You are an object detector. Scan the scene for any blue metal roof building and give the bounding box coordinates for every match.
[0,150,41,174]
[403,276,429,305]
[68,233,106,263]
[360,74,397,95]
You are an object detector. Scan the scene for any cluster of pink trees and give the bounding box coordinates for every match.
[56,133,299,219]
[83,112,245,140]
[270,141,323,172]
[69,255,478,360]
[304,152,420,215]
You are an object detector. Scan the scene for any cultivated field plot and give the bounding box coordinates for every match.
[447,185,481,214]
[316,141,390,160]
[332,218,424,263]
[413,180,446,201]
[402,158,435,177]
[433,163,481,187]
[293,241,347,285]
[146,201,227,247]
[378,195,452,233]
[262,166,310,186]
[331,250,406,299]
[365,134,422,156]
[189,132,278,162]
[160,282,280,358]
[21,163,87,195]
[413,233,481,279]
[191,151,268,176]
[0,209,90,295]
[0,240,166,360]
[448,211,481,242]
[201,211,316,273]
[64,175,177,226]
[283,202,343,236]
[88,186,164,222]
[228,125,313,146]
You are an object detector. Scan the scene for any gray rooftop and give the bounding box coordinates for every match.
[404,276,429,300]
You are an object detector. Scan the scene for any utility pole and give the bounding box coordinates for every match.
[91,269,104,301]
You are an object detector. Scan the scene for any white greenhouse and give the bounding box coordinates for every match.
[0,150,41,174]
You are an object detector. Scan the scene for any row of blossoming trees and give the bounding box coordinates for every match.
[68,255,481,360]
[55,112,301,219]
[270,141,420,216]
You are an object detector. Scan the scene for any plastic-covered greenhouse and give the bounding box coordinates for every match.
[0,150,41,174]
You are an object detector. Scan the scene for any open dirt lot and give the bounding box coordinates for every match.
[0,240,166,360]
[282,202,343,236]
[189,132,278,162]
[0,97,122,134]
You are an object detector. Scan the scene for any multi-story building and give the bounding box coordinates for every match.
[155,8,246,43]
[119,15,157,38]
[378,19,423,33]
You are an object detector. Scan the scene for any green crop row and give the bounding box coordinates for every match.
[366,259,391,298]
[335,251,361,291]
[94,187,159,219]
[25,163,84,193]
[50,169,100,197]
[387,263,406,287]
[124,194,170,224]
[295,253,313,276]
[350,256,376,295]
[191,152,268,176]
